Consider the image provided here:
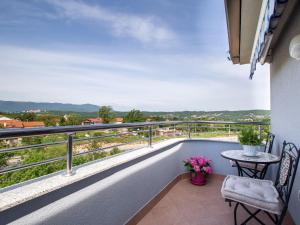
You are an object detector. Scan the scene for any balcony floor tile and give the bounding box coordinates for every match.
[137,175,295,225]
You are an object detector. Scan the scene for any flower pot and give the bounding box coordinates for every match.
[242,145,260,156]
[190,172,206,186]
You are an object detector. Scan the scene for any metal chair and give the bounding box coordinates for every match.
[222,141,300,225]
[230,133,275,179]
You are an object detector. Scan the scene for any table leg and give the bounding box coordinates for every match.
[260,164,269,179]
[235,161,243,177]
[253,163,258,178]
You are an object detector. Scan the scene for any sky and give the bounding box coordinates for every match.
[0,0,270,111]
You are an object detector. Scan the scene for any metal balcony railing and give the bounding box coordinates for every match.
[0,121,269,177]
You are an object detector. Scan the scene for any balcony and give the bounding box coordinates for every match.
[0,121,296,225]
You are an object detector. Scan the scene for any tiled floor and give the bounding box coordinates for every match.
[137,175,295,225]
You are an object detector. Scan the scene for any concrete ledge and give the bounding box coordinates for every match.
[0,139,185,212]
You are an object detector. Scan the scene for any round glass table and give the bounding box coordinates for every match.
[221,150,281,179]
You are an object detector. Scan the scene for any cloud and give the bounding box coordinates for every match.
[46,0,176,44]
[0,45,270,111]
[0,45,147,73]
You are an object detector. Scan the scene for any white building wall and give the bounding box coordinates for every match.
[270,5,300,224]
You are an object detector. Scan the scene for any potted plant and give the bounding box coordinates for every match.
[183,156,212,186]
[238,127,262,156]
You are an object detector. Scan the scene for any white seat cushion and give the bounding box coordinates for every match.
[221,175,282,215]
[229,160,265,171]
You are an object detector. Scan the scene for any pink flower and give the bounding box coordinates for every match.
[184,156,212,175]
[198,158,204,166]
[205,159,211,164]
[193,165,200,172]
[190,159,197,166]
[207,167,212,174]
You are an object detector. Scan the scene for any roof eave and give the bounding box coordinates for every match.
[224,0,241,64]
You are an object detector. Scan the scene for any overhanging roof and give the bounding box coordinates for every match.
[224,0,263,65]
[225,0,298,78]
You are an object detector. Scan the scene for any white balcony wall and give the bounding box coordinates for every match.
[5,140,240,225]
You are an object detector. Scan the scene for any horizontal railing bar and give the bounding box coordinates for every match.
[73,130,149,142]
[0,121,269,139]
[191,127,237,130]
[0,122,181,139]
[0,141,66,154]
[73,132,133,142]
[73,138,148,157]
[0,156,65,174]
[189,121,268,125]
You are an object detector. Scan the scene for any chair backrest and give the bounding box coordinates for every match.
[275,141,300,207]
[264,133,275,153]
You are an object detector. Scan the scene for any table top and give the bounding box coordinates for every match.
[221,150,281,164]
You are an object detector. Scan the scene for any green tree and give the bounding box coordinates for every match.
[124,109,145,123]
[18,113,37,121]
[99,106,114,123]
[37,114,58,126]
[66,114,83,125]
[59,117,66,126]
[149,116,165,122]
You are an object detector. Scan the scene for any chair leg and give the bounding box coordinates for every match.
[259,164,269,179]
[225,199,232,207]
[229,201,279,225]
[240,203,265,225]
[264,211,278,224]
[241,208,262,225]
[234,202,239,225]
[276,208,287,225]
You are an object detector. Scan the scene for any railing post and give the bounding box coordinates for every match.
[188,123,191,139]
[148,126,152,147]
[66,133,74,176]
[228,124,231,136]
[173,124,176,137]
[258,125,262,139]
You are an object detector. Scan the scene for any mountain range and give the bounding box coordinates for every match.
[0,100,99,113]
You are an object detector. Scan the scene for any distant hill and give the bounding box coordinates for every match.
[152,110,270,121]
[140,110,270,121]
[0,100,270,122]
[0,100,99,113]
[48,109,270,122]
